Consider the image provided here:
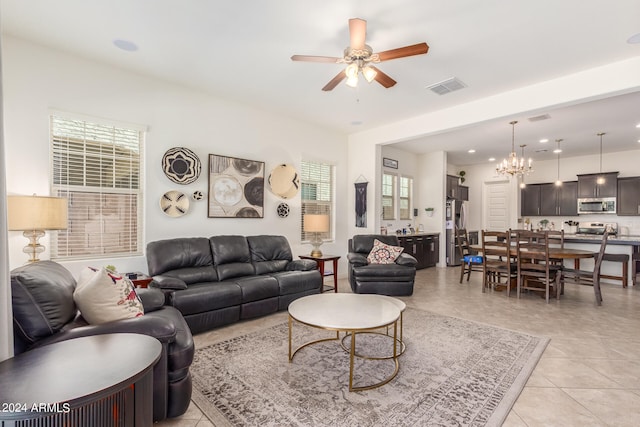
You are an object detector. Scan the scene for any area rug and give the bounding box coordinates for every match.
[190,308,548,427]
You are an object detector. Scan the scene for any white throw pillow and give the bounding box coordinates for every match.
[74,267,144,324]
[367,239,404,264]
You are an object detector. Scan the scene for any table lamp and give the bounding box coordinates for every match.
[8,195,68,262]
[303,214,329,257]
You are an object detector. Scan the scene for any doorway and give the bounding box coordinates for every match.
[483,180,511,231]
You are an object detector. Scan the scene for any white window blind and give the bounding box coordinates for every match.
[399,176,413,220]
[300,160,333,242]
[382,173,396,220]
[50,114,144,260]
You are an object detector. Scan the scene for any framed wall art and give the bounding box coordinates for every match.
[208,154,265,218]
[383,157,398,169]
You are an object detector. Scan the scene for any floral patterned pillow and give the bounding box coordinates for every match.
[367,239,404,264]
[74,267,144,324]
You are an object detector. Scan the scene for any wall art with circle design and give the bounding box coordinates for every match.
[268,164,299,199]
[160,190,190,217]
[162,147,201,184]
[277,202,290,218]
[208,154,264,218]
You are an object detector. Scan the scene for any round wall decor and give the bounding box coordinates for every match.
[162,147,201,184]
[192,190,204,201]
[277,202,290,218]
[160,190,190,217]
[268,164,299,199]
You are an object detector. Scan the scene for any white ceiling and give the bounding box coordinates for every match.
[2,0,640,166]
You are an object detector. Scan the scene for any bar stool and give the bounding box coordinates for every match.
[600,253,629,287]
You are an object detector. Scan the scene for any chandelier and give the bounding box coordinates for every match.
[496,120,533,177]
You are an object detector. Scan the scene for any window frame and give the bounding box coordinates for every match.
[300,159,335,243]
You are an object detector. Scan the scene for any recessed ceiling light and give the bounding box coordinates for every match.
[468,149,476,153]
[539,138,549,143]
[113,39,138,52]
[627,32,640,44]
[488,157,495,162]
[636,123,640,128]
[553,148,562,153]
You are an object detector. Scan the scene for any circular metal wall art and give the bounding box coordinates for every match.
[160,190,190,217]
[192,190,204,201]
[268,164,300,199]
[162,147,201,184]
[277,202,290,218]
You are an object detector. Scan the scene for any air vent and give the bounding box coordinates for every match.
[426,77,467,95]
[528,114,551,122]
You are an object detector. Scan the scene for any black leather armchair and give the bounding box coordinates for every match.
[10,261,194,422]
[347,234,417,296]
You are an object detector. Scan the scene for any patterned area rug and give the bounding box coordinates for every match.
[191,308,548,427]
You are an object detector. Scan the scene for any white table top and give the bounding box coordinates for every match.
[288,293,400,331]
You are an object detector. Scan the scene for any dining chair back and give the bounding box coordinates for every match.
[481,230,515,295]
[515,230,562,303]
[568,231,609,305]
[456,228,483,284]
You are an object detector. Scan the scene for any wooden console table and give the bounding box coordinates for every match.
[299,254,341,293]
[0,333,161,426]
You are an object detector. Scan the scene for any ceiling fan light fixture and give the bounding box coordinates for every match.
[362,65,377,83]
[346,75,359,88]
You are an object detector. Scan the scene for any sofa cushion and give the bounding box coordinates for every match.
[169,282,242,315]
[11,260,78,344]
[210,235,255,280]
[247,235,293,274]
[147,237,217,282]
[352,264,416,281]
[367,239,404,264]
[269,270,322,295]
[351,235,401,254]
[233,275,279,303]
[74,267,144,325]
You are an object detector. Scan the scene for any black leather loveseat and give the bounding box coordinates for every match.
[10,261,194,422]
[146,235,322,334]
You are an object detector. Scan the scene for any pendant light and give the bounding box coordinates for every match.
[554,139,563,186]
[496,121,533,177]
[596,132,605,185]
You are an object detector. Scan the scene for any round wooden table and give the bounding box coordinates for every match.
[0,333,161,426]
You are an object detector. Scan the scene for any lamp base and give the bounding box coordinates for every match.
[310,248,323,258]
[23,229,45,263]
[309,236,324,258]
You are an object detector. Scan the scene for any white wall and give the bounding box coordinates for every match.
[3,37,349,277]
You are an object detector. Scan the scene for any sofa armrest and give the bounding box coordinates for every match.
[152,275,188,290]
[136,287,166,312]
[396,253,418,267]
[286,259,317,271]
[31,312,178,349]
[347,252,368,266]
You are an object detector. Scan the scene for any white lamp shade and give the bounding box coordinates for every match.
[303,214,329,233]
[8,195,68,231]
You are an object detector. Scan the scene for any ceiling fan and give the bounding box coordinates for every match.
[291,18,429,91]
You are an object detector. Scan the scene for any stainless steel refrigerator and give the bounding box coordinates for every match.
[446,199,467,266]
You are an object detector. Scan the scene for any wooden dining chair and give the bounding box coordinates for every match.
[481,230,516,296]
[456,228,483,283]
[568,231,609,305]
[516,230,563,303]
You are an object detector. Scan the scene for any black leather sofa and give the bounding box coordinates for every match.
[146,235,322,334]
[347,234,418,296]
[10,261,194,422]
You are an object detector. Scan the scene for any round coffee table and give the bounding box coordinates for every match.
[288,293,401,392]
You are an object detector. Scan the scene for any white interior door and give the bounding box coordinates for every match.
[483,180,511,231]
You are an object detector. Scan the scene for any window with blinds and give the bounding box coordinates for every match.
[300,160,334,242]
[399,176,413,220]
[382,172,396,220]
[50,114,144,260]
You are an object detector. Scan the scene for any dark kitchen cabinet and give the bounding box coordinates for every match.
[398,234,439,269]
[617,176,640,216]
[522,181,577,216]
[458,185,469,201]
[539,181,578,216]
[446,175,459,199]
[521,184,541,216]
[577,172,618,198]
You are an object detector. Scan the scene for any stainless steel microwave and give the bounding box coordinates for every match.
[577,197,616,214]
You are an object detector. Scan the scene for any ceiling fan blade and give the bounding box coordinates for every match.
[376,42,429,61]
[349,18,367,50]
[291,55,341,63]
[322,71,346,91]
[370,66,397,88]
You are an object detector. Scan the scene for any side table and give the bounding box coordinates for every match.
[126,272,154,288]
[0,333,161,426]
[299,254,341,293]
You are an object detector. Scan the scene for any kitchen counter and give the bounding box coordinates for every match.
[564,234,640,246]
[393,232,440,237]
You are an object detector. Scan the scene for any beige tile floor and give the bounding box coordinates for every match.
[157,266,640,426]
